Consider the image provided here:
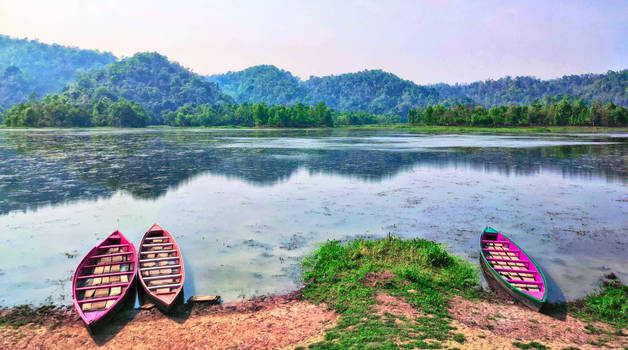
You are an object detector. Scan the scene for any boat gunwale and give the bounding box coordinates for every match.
[479,227,547,304]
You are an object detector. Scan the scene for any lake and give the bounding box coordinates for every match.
[0,128,626,306]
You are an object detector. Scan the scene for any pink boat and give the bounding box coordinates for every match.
[480,227,547,311]
[72,231,138,329]
[137,223,185,312]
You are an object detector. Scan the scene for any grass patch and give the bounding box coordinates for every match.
[0,304,63,328]
[571,281,627,328]
[512,341,549,349]
[301,236,479,349]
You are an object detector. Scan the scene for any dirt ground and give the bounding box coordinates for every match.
[1,291,625,349]
[445,296,626,350]
[0,292,337,350]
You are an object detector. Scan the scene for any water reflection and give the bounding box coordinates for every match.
[0,129,625,214]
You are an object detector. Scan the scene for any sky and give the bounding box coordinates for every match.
[0,0,626,84]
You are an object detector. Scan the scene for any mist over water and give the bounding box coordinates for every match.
[0,129,626,306]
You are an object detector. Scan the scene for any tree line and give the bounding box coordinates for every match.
[163,101,333,127]
[3,95,626,128]
[408,99,627,127]
[2,95,148,127]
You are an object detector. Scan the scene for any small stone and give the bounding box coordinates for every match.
[604,272,617,280]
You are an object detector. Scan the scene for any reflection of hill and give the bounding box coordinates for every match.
[0,131,625,214]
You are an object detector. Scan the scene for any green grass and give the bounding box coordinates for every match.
[301,236,480,349]
[512,341,549,350]
[571,281,627,329]
[0,304,61,328]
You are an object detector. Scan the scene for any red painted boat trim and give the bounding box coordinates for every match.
[137,223,185,311]
[72,231,138,327]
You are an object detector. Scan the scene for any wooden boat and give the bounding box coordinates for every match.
[72,231,138,329]
[137,223,185,312]
[479,227,547,311]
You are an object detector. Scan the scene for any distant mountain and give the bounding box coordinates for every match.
[207,65,306,106]
[0,35,116,110]
[208,65,628,114]
[431,70,628,107]
[208,66,443,115]
[65,52,234,123]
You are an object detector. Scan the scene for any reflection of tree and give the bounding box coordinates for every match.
[0,131,625,214]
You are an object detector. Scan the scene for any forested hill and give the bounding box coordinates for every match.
[0,35,116,111]
[208,67,445,115]
[207,65,306,106]
[64,52,234,123]
[431,70,628,107]
[208,65,627,114]
[2,52,234,127]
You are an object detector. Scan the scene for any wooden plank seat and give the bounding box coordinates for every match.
[143,274,181,281]
[75,282,129,291]
[141,249,176,255]
[91,251,133,259]
[140,256,180,263]
[144,236,167,241]
[98,244,129,250]
[143,243,174,247]
[486,257,528,264]
[141,264,181,271]
[148,283,181,290]
[483,248,519,253]
[77,271,134,280]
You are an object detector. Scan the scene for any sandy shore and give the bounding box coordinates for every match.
[1,291,624,349]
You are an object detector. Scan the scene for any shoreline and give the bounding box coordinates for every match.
[1,125,627,134]
[0,288,625,349]
[1,237,625,349]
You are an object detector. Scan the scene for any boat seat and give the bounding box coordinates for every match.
[141,264,181,272]
[75,282,129,291]
[140,256,179,263]
[148,283,181,290]
[143,273,181,281]
[142,243,173,247]
[141,249,176,255]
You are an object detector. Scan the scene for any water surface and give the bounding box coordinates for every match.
[0,129,626,306]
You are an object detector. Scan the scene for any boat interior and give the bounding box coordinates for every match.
[76,234,135,312]
[139,229,182,297]
[481,230,545,299]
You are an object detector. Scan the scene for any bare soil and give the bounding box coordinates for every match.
[0,292,337,350]
[446,296,627,350]
[1,291,625,349]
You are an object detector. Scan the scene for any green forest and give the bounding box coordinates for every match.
[208,65,628,115]
[408,99,627,127]
[0,35,115,111]
[0,35,626,128]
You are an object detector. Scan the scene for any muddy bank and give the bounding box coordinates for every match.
[0,292,337,350]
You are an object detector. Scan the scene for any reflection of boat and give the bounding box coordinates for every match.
[480,227,547,311]
[72,231,138,330]
[138,223,185,312]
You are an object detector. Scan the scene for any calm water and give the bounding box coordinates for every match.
[0,129,626,306]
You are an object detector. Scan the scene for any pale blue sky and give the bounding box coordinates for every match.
[0,0,626,84]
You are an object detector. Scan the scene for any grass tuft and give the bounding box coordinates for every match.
[571,280,627,328]
[512,341,549,350]
[301,237,479,349]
